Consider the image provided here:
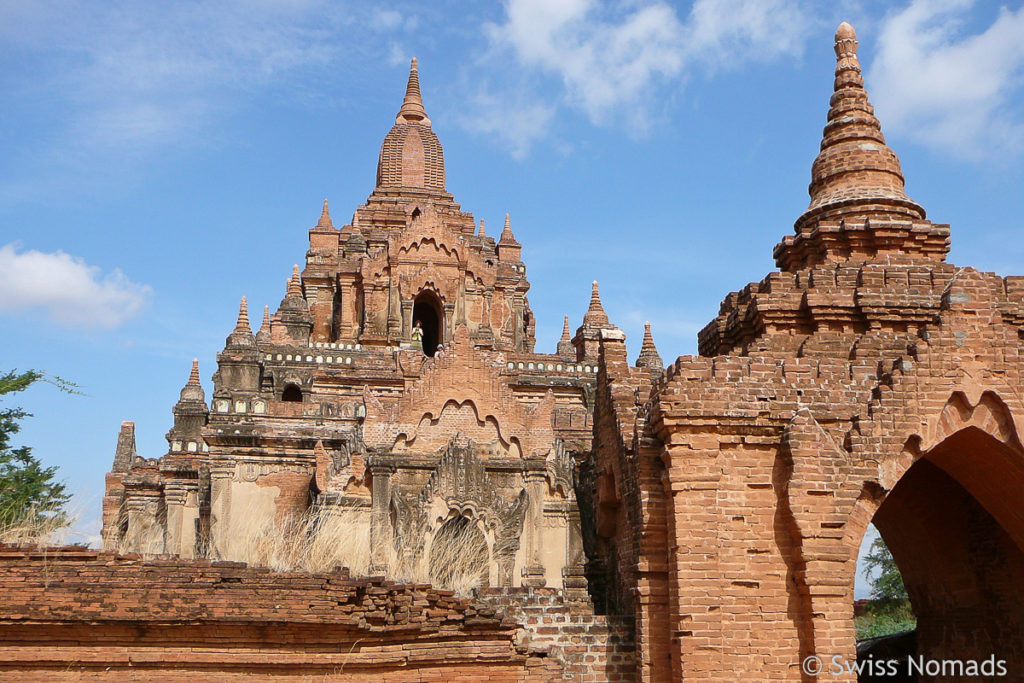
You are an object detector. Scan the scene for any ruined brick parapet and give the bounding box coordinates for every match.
[0,545,566,681]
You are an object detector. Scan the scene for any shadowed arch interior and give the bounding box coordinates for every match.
[413,293,442,356]
[861,427,1024,671]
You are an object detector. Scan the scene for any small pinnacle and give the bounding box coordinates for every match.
[636,321,664,371]
[187,358,200,385]
[317,199,333,228]
[499,213,517,244]
[834,21,860,67]
[287,265,302,297]
[835,22,857,47]
[561,315,571,340]
[256,305,271,341]
[583,281,609,326]
[479,219,486,238]
[235,296,251,331]
[397,57,430,125]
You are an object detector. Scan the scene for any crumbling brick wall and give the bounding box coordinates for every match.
[479,587,636,682]
[0,545,566,682]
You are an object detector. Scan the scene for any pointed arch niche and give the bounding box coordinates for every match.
[413,291,443,356]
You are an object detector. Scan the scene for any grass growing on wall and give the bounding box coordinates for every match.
[121,503,491,599]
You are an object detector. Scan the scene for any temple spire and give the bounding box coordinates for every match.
[557,314,574,357]
[287,265,302,297]
[225,296,256,349]
[396,57,430,125]
[317,199,333,229]
[235,296,251,332]
[583,281,609,326]
[178,359,205,403]
[478,219,486,238]
[499,213,518,244]
[774,22,947,270]
[636,321,664,372]
[797,21,923,230]
[256,305,271,343]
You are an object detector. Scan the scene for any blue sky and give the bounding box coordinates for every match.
[2,0,1023,591]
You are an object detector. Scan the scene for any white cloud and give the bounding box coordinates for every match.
[686,0,811,65]
[0,244,150,328]
[371,9,404,31]
[869,0,1024,159]
[0,1,385,180]
[472,0,811,155]
[460,89,556,160]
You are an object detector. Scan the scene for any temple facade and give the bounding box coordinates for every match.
[88,23,1024,682]
[101,58,664,593]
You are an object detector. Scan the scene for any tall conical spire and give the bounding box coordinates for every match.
[396,57,430,125]
[317,199,333,228]
[636,321,664,371]
[377,57,444,190]
[561,315,571,341]
[478,219,486,238]
[583,281,609,326]
[797,21,923,230]
[775,22,948,270]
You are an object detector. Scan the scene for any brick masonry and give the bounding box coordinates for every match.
[61,19,1024,683]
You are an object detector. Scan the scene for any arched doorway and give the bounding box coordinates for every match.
[413,293,442,357]
[429,514,489,591]
[854,425,1024,676]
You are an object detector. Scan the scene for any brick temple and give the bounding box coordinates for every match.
[3,21,1023,682]
[100,56,651,595]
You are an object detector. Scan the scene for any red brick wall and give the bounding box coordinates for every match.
[0,546,566,681]
[479,587,636,682]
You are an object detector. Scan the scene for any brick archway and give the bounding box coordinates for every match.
[796,390,1024,682]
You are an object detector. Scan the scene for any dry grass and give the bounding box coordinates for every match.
[208,504,489,598]
[0,505,77,547]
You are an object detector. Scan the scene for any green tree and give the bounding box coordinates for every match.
[0,370,74,528]
[857,534,915,640]
[862,535,908,604]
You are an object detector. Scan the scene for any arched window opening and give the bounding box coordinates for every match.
[413,294,442,357]
[429,514,488,591]
[853,428,1024,674]
[281,384,303,402]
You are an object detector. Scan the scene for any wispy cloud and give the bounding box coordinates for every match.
[465,0,812,155]
[0,244,151,328]
[459,89,556,160]
[0,1,422,199]
[869,0,1024,159]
